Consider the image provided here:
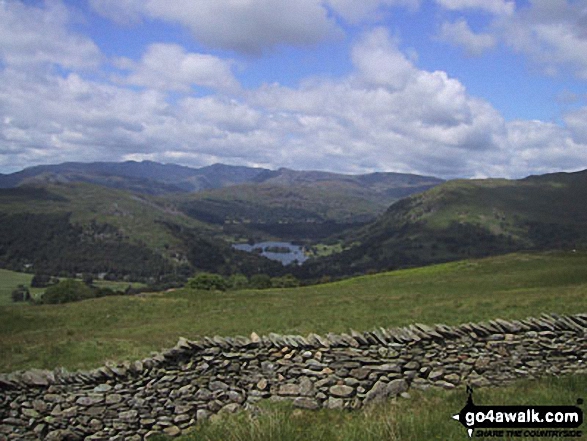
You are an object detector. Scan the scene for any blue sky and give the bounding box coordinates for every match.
[1,0,587,178]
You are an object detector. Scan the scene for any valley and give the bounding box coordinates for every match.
[1,161,586,440]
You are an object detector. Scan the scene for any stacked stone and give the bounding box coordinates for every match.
[0,313,585,440]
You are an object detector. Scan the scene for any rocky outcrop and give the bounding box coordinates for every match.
[0,313,585,440]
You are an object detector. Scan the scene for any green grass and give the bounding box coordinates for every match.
[169,375,586,441]
[0,251,586,373]
[0,269,144,305]
[0,269,45,305]
[0,182,215,257]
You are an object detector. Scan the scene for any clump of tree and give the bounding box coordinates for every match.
[11,285,31,302]
[41,279,95,304]
[187,273,228,291]
[30,273,59,288]
[186,272,300,291]
[37,279,126,304]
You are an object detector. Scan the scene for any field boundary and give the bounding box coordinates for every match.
[1,312,586,439]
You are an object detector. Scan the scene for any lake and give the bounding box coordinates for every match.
[232,241,308,266]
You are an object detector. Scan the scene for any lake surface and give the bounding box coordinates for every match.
[232,241,308,266]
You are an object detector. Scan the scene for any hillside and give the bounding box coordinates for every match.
[0,161,442,200]
[300,170,587,278]
[1,251,585,372]
[0,161,269,195]
[173,168,442,241]
[0,184,283,281]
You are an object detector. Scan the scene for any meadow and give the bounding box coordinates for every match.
[0,251,585,373]
[1,251,585,440]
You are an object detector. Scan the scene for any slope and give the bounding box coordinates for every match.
[0,161,269,194]
[0,251,585,372]
[174,169,443,241]
[299,170,587,278]
[0,184,282,281]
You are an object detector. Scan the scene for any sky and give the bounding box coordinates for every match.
[1,0,587,178]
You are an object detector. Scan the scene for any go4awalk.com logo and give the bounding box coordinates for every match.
[452,386,584,438]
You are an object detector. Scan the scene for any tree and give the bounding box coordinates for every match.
[271,274,300,288]
[249,274,272,289]
[41,279,94,304]
[187,273,228,291]
[227,273,249,290]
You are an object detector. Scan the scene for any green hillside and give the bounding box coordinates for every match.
[300,170,587,278]
[0,184,282,281]
[1,251,585,373]
[172,171,442,242]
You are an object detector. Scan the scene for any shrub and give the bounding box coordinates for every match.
[271,274,300,288]
[249,274,272,289]
[41,279,95,304]
[227,274,249,290]
[187,273,228,291]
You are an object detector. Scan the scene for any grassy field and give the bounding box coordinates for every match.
[0,269,45,305]
[170,375,586,441]
[0,250,586,373]
[0,269,143,305]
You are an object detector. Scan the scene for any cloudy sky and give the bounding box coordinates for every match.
[1,0,587,178]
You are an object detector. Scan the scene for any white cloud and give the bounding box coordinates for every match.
[244,28,509,176]
[88,0,144,25]
[438,19,497,56]
[563,107,587,144]
[1,4,587,179]
[115,44,240,93]
[436,0,515,16]
[437,0,587,79]
[90,0,342,55]
[499,0,587,78]
[504,119,587,176]
[0,0,102,69]
[350,28,416,90]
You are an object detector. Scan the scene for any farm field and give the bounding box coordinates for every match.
[0,251,585,373]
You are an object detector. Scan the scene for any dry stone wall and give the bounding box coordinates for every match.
[1,313,586,440]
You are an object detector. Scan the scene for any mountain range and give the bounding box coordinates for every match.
[1,160,585,284]
[0,161,443,282]
[0,161,443,198]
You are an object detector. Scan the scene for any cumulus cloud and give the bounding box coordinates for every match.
[438,19,497,56]
[243,28,510,176]
[0,0,102,69]
[504,119,587,176]
[499,0,587,78]
[90,0,342,55]
[114,44,240,93]
[2,2,587,179]
[437,0,587,79]
[350,28,416,90]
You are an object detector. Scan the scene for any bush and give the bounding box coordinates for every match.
[11,285,31,302]
[227,274,249,290]
[187,273,228,291]
[271,274,300,288]
[41,279,95,304]
[249,274,272,289]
